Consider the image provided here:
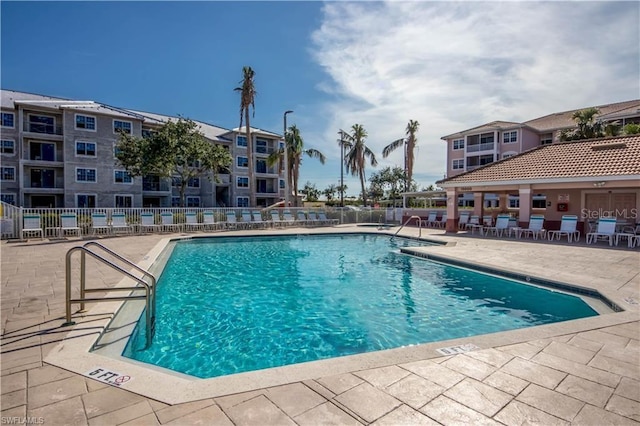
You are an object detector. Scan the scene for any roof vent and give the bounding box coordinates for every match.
[591,142,627,150]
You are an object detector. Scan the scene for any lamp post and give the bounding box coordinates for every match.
[283,110,293,207]
[338,130,345,208]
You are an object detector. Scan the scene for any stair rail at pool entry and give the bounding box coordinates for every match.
[64,242,156,349]
[392,215,423,240]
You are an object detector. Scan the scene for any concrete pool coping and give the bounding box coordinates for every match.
[43,227,639,405]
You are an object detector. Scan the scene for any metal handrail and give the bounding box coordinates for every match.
[392,215,423,240]
[64,244,156,349]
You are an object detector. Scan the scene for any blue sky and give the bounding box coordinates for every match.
[2,1,639,197]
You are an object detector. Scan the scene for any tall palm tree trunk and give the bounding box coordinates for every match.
[245,111,255,207]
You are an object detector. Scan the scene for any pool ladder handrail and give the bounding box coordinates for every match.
[64,242,156,349]
[392,215,423,240]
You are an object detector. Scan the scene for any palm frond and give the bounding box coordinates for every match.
[382,138,404,158]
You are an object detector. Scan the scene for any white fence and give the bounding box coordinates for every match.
[0,202,401,240]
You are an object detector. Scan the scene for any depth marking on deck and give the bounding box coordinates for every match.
[85,367,133,387]
[436,343,480,356]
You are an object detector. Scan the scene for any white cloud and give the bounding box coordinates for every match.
[301,0,639,195]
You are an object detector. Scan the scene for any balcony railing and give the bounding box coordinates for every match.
[23,120,63,135]
[142,181,170,192]
[466,142,494,153]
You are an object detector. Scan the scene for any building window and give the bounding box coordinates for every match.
[113,120,132,134]
[532,194,547,209]
[187,177,200,188]
[237,197,249,207]
[540,133,553,145]
[1,167,15,181]
[171,197,181,207]
[279,179,285,189]
[76,168,97,182]
[187,196,200,207]
[452,159,465,170]
[188,159,201,168]
[75,114,96,131]
[453,139,464,150]
[237,176,249,188]
[237,135,247,147]
[502,152,517,159]
[141,128,156,138]
[1,139,15,155]
[115,194,133,208]
[77,194,97,208]
[256,139,268,153]
[509,196,520,208]
[1,112,14,128]
[502,131,517,143]
[1,193,16,205]
[76,141,96,157]
[114,170,133,184]
[237,156,248,168]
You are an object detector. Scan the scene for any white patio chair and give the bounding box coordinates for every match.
[160,212,182,233]
[90,213,111,236]
[485,214,510,237]
[202,211,219,231]
[421,211,438,228]
[586,217,617,246]
[225,211,239,230]
[520,215,546,240]
[282,210,295,226]
[270,210,284,228]
[140,212,162,233]
[184,212,207,232]
[435,213,448,229]
[111,212,133,234]
[296,210,310,227]
[457,212,470,230]
[21,214,43,240]
[466,215,481,233]
[252,211,268,229]
[59,213,82,238]
[240,210,253,229]
[317,211,338,226]
[547,215,580,243]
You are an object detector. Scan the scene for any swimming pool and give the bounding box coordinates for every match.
[123,234,598,378]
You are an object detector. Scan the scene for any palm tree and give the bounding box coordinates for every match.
[234,66,257,206]
[340,124,378,207]
[382,120,419,192]
[267,124,326,206]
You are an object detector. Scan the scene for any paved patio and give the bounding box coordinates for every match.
[1,226,639,425]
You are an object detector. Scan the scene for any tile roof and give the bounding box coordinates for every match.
[441,99,640,140]
[437,134,640,185]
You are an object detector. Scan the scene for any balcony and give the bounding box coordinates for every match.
[142,180,170,192]
[466,142,494,153]
[23,119,63,136]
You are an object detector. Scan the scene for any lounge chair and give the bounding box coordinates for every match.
[90,213,111,235]
[202,211,219,231]
[421,211,438,228]
[140,212,161,233]
[270,210,284,228]
[21,214,43,240]
[521,215,546,240]
[434,213,447,229]
[282,210,295,226]
[160,212,182,233]
[306,211,321,227]
[470,215,492,235]
[111,212,133,234]
[240,210,254,229]
[252,211,268,229]
[225,211,239,230]
[296,211,310,227]
[485,214,511,237]
[59,213,82,238]
[466,215,480,232]
[586,217,616,246]
[184,212,207,232]
[547,215,580,243]
[318,211,338,226]
[457,212,470,230]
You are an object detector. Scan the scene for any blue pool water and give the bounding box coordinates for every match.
[123,234,598,378]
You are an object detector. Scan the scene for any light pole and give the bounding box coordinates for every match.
[338,130,345,208]
[283,110,293,207]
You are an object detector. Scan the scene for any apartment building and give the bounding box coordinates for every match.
[0,89,285,208]
[442,99,640,178]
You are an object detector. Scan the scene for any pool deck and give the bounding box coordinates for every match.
[1,225,639,425]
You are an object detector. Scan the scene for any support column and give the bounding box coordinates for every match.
[498,193,508,212]
[445,188,459,233]
[473,192,484,218]
[519,186,532,227]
